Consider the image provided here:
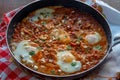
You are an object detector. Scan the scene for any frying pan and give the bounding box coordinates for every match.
[6,0,120,79]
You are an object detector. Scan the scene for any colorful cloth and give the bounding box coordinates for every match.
[0,0,120,80]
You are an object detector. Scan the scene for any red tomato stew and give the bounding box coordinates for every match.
[10,6,108,76]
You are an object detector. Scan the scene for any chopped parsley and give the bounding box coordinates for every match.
[41,21,46,26]
[77,36,82,41]
[93,45,102,50]
[71,62,77,66]
[45,13,51,17]
[64,35,67,38]
[34,40,39,43]
[40,12,51,18]
[37,46,42,50]
[23,44,28,46]
[67,45,72,50]
[29,51,35,56]
[40,12,44,15]
[57,37,61,40]
[40,38,46,42]
[50,70,55,74]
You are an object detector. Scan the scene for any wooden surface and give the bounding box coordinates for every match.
[0,0,120,19]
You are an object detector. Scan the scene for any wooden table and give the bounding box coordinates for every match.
[0,0,120,19]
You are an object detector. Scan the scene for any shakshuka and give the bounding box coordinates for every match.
[10,6,108,75]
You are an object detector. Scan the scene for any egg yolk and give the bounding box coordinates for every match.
[61,53,75,63]
[51,29,70,43]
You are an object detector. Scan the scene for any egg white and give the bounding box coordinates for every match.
[13,40,38,63]
[30,8,55,22]
[35,8,55,15]
[85,32,101,44]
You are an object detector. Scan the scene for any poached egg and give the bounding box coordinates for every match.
[13,40,38,63]
[57,50,82,73]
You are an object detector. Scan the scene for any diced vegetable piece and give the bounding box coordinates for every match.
[67,45,72,50]
[41,21,46,26]
[71,62,77,66]
[29,51,35,56]
[93,45,102,50]
[77,36,82,41]
[50,70,55,74]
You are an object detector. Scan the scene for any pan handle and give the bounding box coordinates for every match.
[112,33,120,47]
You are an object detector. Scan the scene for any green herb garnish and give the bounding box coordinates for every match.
[37,46,42,50]
[71,62,77,66]
[23,44,28,46]
[77,36,82,41]
[29,51,35,56]
[34,40,39,43]
[64,35,67,38]
[67,45,72,50]
[93,45,102,50]
[45,13,51,17]
[50,70,55,74]
[57,37,61,40]
[40,38,46,42]
[41,21,46,26]
[40,12,44,15]
[41,12,51,18]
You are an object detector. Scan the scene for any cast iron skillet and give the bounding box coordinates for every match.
[6,0,120,79]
